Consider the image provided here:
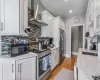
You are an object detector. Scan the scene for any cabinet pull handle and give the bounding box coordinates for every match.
[20,64,21,73]
[18,64,21,73]
[18,64,20,73]
[1,22,3,31]
[12,64,14,73]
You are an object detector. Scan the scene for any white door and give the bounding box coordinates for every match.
[16,57,37,80]
[3,60,15,80]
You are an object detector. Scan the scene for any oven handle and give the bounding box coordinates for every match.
[38,53,51,59]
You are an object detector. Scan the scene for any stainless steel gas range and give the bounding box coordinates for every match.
[33,49,51,80]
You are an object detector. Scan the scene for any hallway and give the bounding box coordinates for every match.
[49,56,76,80]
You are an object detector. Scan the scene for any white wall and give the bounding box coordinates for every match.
[64,16,85,58]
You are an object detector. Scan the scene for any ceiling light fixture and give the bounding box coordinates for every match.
[64,0,68,2]
[69,10,73,14]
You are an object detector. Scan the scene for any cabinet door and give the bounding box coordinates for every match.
[41,13,53,37]
[78,68,88,80]
[55,48,59,65]
[51,49,59,70]
[4,0,20,34]
[20,0,28,36]
[51,50,56,70]
[95,0,100,33]
[86,14,89,31]
[16,57,37,80]
[0,0,5,33]
[3,60,15,80]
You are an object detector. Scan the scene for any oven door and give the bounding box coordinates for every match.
[39,54,51,80]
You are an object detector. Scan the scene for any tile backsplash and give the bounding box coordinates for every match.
[29,25,41,40]
[1,35,28,55]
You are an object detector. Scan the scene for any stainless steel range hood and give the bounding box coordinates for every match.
[29,4,48,26]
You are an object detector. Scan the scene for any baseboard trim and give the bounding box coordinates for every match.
[64,54,71,58]
[72,52,78,56]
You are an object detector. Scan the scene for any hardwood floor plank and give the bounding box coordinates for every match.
[48,56,76,80]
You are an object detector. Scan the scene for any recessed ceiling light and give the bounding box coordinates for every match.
[64,0,68,2]
[69,10,73,14]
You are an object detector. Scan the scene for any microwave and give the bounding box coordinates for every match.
[10,44,29,57]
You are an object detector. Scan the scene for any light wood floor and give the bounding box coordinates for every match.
[48,56,77,80]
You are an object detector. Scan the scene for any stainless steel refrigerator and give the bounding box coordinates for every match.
[59,29,65,64]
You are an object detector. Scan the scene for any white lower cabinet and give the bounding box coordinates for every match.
[74,62,88,80]
[0,54,37,80]
[2,60,15,80]
[51,48,59,70]
[78,68,89,80]
[16,58,36,80]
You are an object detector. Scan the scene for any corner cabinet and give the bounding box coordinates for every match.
[0,53,38,80]
[0,0,28,36]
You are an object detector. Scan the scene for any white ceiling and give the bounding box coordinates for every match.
[40,0,89,18]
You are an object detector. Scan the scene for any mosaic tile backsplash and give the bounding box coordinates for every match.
[1,35,29,55]
[29,25,41,40]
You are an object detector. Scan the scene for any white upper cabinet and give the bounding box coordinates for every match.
[41,11,65,47]
[41,10,54,37]
[94,0,100,33]
[86,0,100,36]
[52,17,65,47]
[85,0,95,36]
[0,0,28,36]
[20,0,28,36]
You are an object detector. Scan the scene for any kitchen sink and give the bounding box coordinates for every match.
[82,51,97,56]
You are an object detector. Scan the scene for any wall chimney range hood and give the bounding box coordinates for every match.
[29,4,48,26]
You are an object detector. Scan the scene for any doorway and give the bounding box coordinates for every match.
[71,25,83,55]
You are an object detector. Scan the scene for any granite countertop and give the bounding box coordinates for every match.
[77,48,100,80]
[0,52,38,60]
